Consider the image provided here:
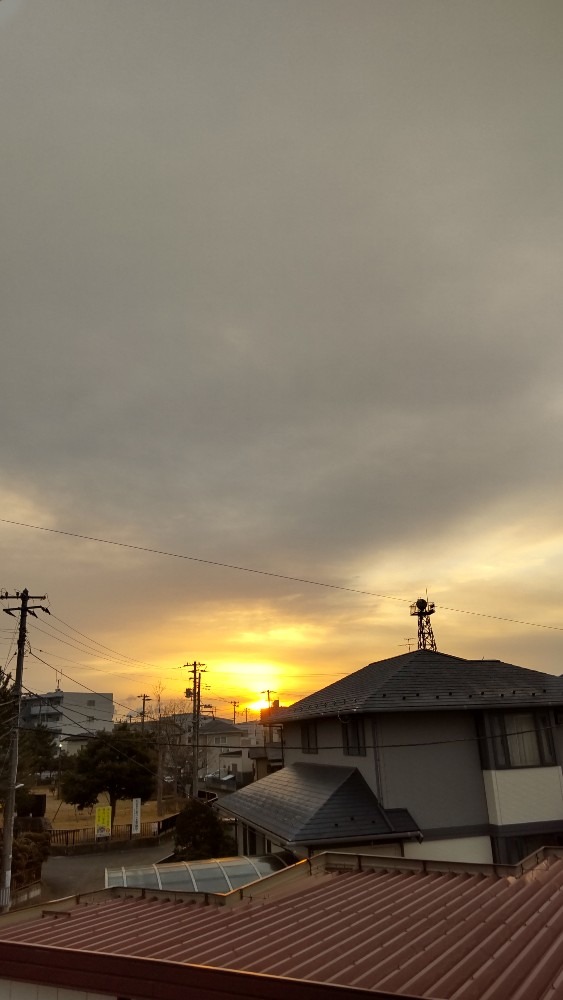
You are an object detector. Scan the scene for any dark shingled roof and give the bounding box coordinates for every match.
[200,718,240,735]
[274,649,563,721]
[216,762,420,847]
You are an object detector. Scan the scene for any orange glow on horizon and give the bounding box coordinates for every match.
[246,699,270,712]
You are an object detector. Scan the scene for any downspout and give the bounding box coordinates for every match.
[372,716,385,805]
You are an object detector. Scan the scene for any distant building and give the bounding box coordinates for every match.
[21,689,114,738]
[200,719,275,789]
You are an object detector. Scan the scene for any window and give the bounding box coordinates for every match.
[214,736,227,745]
[342,717,366,756]
[301,721,318,754]
[482,711,556,769]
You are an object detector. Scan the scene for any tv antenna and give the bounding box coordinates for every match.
[400,637,416,652]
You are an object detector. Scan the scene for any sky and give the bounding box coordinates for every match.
[1,0,563,722]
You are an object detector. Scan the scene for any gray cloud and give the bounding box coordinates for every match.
[2,0,563,698]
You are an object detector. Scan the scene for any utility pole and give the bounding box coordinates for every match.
[156,717,164,817]
[0,588,48,912]
[261,689,276,709]
[184,661,206,799]
[137,693,152,732]
[230,700,239,725]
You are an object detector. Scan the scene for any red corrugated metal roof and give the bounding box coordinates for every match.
[3,858,563,998]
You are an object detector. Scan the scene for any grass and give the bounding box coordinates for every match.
[33,788,181,829]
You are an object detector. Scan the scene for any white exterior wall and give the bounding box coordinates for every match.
[312,838,492,864]
[219,749,254,779]
[319,844,402,858]
[1,983,113,999]
[483,766,563,826]
[23,691,114,737]
[403,836,494,864]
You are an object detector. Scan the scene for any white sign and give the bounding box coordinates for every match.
[131,797,141,835]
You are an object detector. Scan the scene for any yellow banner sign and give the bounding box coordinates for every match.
[95,805,111,838]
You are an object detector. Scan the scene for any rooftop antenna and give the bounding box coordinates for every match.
[400,637,416,652]
[409,596,437,651]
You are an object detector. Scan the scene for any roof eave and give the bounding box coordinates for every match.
[279,698,563,721]
[287,829,422,848]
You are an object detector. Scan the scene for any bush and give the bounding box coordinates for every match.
[7,832,50,889]
[174,800,236,861]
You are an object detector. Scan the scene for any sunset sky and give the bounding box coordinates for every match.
[1,0,563,723]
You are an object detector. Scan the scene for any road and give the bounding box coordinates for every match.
[41,838,174,901]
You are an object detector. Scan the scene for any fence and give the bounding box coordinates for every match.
[48,814,178,848]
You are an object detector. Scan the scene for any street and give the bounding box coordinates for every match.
[41,838,174,901]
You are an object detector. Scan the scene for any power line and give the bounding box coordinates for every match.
[48,612,163,670]
[1,517,562,633]
[20,680,160,782]
[27,651,142,720]
[12,679,563,758]
[29,617,148,668]
[27,622,147,671]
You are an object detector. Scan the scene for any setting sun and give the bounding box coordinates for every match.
[246,699,271,712]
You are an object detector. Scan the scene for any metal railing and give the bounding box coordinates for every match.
[48,814,178,848]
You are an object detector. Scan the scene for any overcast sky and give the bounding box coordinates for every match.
[1,0,562,718]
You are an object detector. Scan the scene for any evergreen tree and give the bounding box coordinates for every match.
[61,724,156,827]
[19,725,57,781]
[174,799,236,860]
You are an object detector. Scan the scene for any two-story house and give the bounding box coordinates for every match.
[217,649,563,864]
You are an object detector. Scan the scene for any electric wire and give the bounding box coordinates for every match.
[2,517,563,633]
[27,651,142,720]
[20,681,160,782]
[26,622,146,670]
[48,612,162,671]
[28,618,144,668]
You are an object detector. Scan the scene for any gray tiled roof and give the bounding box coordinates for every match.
[274,649,563,721]
[200,718,240,735]
[216,762,420,847]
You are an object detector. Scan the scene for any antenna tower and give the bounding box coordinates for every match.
[409,597,437,651]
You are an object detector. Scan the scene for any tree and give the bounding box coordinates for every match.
[2,831,50,890]
[174,799,236,860]
[0,671,15,807]
[61,725,156,827]
[19,725,57,781]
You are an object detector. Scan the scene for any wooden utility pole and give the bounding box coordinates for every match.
[137,693,152,732]
[0,589,48,912]
[184,661,206,799]
[261,689,276,709]
[156,717,164,817]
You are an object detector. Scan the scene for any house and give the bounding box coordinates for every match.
[201,719,267,789]
[249,702,285,779]
[217,648,563,864]
[20,689,114,738]
[3,846,563,999]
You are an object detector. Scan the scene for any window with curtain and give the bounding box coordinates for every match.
[486,711,555,768]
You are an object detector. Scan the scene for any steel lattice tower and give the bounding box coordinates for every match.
[409,597,437,651]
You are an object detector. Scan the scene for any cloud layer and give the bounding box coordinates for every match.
[1,1,563,709]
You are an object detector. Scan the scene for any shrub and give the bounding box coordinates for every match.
[174,799,236,860]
